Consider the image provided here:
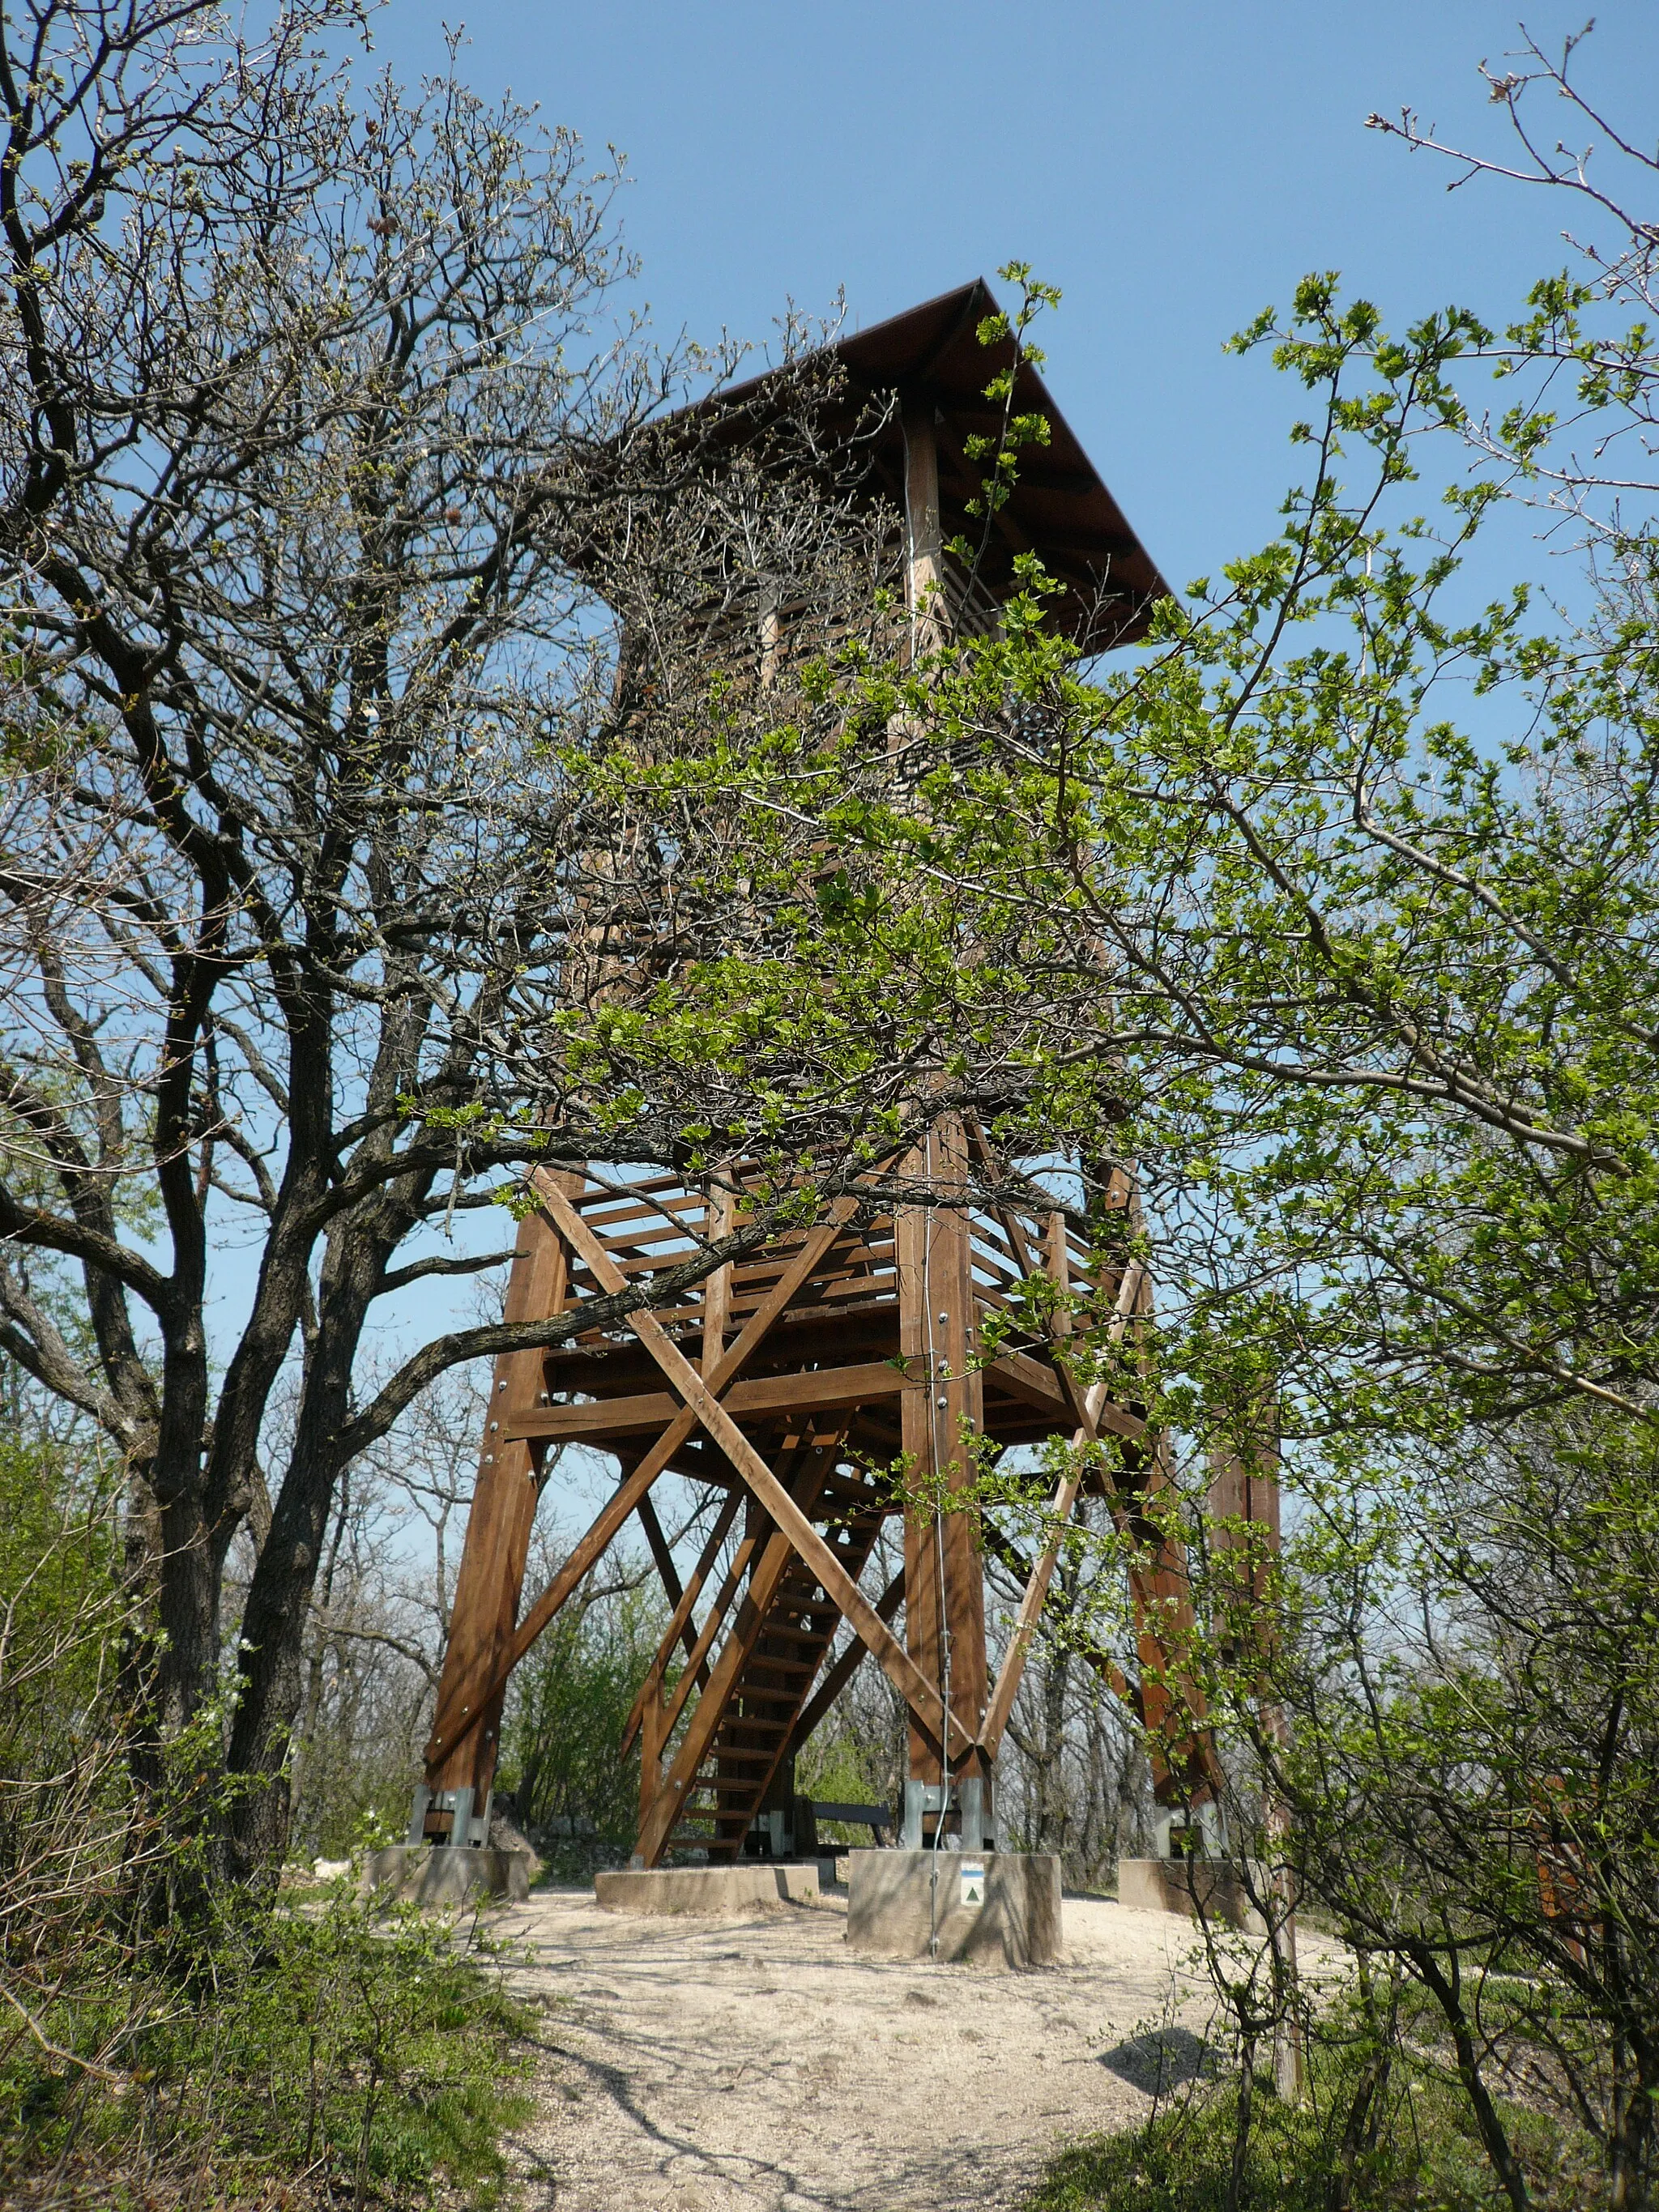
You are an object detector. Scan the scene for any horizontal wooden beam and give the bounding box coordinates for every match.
[503,1359,915,1442]
[985,1351,1145,1442]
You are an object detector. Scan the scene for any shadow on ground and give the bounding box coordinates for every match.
[1098,2025,1212,2095]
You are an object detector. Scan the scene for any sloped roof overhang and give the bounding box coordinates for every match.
[710,276,1171,650]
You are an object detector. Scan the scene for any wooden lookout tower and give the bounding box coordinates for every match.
[412,282,1210,1873]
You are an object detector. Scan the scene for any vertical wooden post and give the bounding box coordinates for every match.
[1209,1398,1301,2095]
[759,603,782,690]
[421,1174,578,1835]
[1045,1207,1073,1351]
[936,1119,987,1781]
[899,1119,987,1822]
[703,1177,735,1378]
[897,1152,937,1794]
[895,411,963,1820]
[902,399,946,662]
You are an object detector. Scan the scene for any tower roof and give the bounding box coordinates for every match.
[717,277,1171,649]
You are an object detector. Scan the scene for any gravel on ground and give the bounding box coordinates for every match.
[485,1881,1342,2212]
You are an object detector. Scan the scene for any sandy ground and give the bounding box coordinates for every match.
[484,1881,1341,2212]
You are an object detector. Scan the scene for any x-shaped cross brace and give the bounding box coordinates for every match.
[425,1170,972,1771]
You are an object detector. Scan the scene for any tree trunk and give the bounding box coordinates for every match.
[224,1208,397,1879]
[1414,1949,1529,2212]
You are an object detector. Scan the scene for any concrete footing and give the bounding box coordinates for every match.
[595,1862,822,1914]
[1118,1856,1266,1934]
[846,1850,1061,1968]
[363,1843,534,1907]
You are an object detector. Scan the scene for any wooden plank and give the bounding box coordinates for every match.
[809,1801,894,1828]
[535,1177,968,1758]
[582,1191,707,1231]
[568,1243,708,1284]
[736,1274,898,1315]
[502,1359,915,1442]
[577,1170,685,1207]
[565,1236,893,1301]
[971,1231,1034,1283]
[968,1248,1021,1291]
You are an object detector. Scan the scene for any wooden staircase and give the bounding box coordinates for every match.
[642,1438,890,1865]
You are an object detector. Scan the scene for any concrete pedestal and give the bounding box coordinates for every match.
[595,1862,822,1914]
[1118,1856,1266,1934]
[364,1843,534,1907]
[846,1850,1061,1968]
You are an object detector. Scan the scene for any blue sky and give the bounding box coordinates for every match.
[197,4,1659,1496]
[377,1,1659,592]
[334,2,1657,1400]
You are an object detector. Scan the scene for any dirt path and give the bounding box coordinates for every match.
[488,1882,1337,2212]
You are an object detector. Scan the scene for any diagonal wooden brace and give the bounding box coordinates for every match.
[621,1489,741,1755]
[977,1259,1149,1761]
[536,1176,971,1760]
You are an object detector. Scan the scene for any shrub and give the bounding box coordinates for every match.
[0,1444,534,2208]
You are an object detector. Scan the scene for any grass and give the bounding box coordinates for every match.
[1,1880,536,2210]
[1023,2055,1606,2212]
